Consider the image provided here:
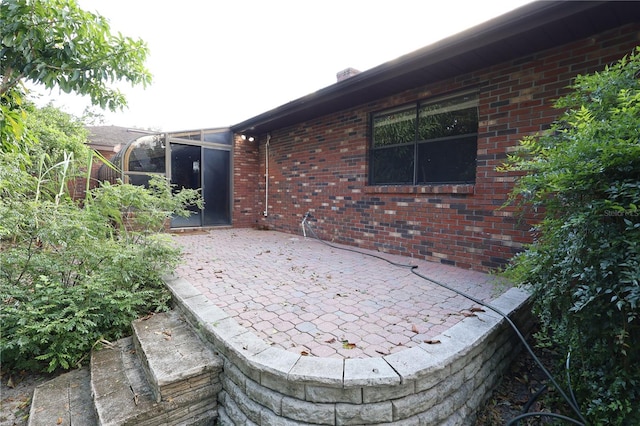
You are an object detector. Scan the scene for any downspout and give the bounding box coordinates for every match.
[264,133,271,217]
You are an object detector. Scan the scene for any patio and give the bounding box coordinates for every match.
[171,228,511,359]
[165,228,531,424]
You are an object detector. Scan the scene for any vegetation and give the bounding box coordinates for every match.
[0,0,151,107]
[1,142,200,372]
[1,0,151,154]
[502,48,640,424]
[0,0,200,373]
[0,152,200,372]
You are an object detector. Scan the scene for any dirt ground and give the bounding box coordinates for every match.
[475,349,556,425]
[2,341,559,426]
[0,370,53,426]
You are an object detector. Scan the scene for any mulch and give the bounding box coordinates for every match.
[475,329,570,425]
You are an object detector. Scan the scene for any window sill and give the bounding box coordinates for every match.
[364,184,474,195]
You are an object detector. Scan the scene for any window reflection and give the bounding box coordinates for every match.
[370,93,478,185]
[127,135,166,173]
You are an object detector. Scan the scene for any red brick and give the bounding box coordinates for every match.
[231,23,640,272]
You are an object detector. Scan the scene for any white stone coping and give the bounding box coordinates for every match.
[165,275,530,393]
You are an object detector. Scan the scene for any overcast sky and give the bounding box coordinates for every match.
[33,0,534,131]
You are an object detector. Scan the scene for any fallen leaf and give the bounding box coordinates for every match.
[57,418,63,425]
[342,340,356,349]
[424,339,441,344]
[300,351,309,356]
[461,312,477,317]
[17,397,30,409]
[411,324,419,334]
[97,338,116,349]
[470,307,486,313]
[6,376,14,388]
[325,338,336,344]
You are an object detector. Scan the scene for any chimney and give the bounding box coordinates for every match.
[336,67,361,82]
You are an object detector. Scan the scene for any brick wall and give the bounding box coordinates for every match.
[232,135,261,228]
[233,24,640,272]
[70,148,116,201]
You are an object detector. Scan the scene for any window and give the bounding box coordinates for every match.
[370,93,478,185]
[127,134,166,173]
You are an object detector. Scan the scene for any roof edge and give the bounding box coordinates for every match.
[230,1,616,135]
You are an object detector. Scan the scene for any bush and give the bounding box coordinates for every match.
[0,153,201,372]
[502,48,640,424]
[1,0,158,374]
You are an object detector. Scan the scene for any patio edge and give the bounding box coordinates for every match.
[165,274,533,425]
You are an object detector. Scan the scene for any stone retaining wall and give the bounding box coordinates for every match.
[166,276,532,425]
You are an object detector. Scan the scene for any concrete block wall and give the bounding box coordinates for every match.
[166,276,533,425]
[232,23,640,272]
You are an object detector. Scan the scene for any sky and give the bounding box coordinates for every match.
[32,0,534,132]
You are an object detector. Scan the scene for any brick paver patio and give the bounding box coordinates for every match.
[171,228,510,359]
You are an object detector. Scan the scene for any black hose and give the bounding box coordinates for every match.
[301,218,587,425]
[521,384,548,415]
[507,412,586,426]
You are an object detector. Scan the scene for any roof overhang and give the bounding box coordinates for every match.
[231,1,640,137]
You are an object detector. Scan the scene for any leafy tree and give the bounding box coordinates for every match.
[0,104,203,372]
[25,103,90,161]
[0,2,202,373]
[0,83,30,153]
[0,0,150,109]
[501,47,640,424]
[0,0,151,153]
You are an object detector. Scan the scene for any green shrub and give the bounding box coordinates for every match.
[0,152,200,373]
[502,48,640,424]
[1,0,161,374]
